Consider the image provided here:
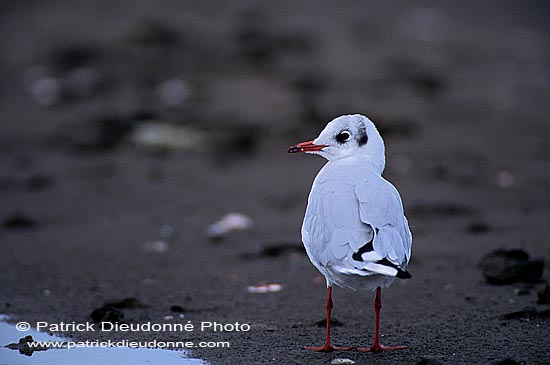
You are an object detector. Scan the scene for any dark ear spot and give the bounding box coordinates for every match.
[357,125,368,146]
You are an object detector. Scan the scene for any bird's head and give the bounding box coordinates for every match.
[288,114,386,173]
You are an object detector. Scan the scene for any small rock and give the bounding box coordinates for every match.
[513,288,530,296]
[331,359,355,365]
[246,283,283,294]
[496,170,515,189]
[142,240,170,253]
[479,249,545,285]
[537,285,550,304]
[157,78,190,107]
[30,77,61,106]
[467,222,491,234]
[130,122,206,152]
[90,306,125,323]
[3,213,36,230]
[207,212,253,239]
[170,305,185,312]
[160,225,174,239]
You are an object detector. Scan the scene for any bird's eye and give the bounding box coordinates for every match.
[335,131,351,143]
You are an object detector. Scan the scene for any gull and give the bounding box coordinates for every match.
[288,114,412,352]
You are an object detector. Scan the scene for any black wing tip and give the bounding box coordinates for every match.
[375,258,412,279]
[352,240,374,262]
[396,270,412,279]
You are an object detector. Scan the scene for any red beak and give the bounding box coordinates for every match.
[287,140,327,153]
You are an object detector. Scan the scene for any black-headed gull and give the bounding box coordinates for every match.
[288,114,412,352]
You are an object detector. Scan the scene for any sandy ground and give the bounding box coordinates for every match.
[1,1,550,364]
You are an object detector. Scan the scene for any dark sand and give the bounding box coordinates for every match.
[1,1,550,364]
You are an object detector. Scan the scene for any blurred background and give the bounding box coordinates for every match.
[1,1,549,363]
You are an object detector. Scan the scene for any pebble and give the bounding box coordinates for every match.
[142,240,170,253]
[496,170,515,189]
[157,78,190,106]
[3,213,36,230]
[331,359,355,365]
[478,249,544,285]
[90,306,124,324]
[160,225,174,239]
[247,283,283,294]
[130,122,206,151]
[513,288,530,296]
[207,212,254,239]
[30,76,61,106]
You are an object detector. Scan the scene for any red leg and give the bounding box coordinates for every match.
[356,287,407,352]
[304,286,352,352]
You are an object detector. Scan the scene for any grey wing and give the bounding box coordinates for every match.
[302,179,377,284]
[354,177,412,268]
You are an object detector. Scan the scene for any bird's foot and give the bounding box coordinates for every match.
[304,344,353,352]
[356,344,407,353]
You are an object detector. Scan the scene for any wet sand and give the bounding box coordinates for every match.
[1,1,550,364]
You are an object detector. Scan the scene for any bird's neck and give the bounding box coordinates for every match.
[364,155,385,175]
[363,134,386,175]
[325,154,385,177]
